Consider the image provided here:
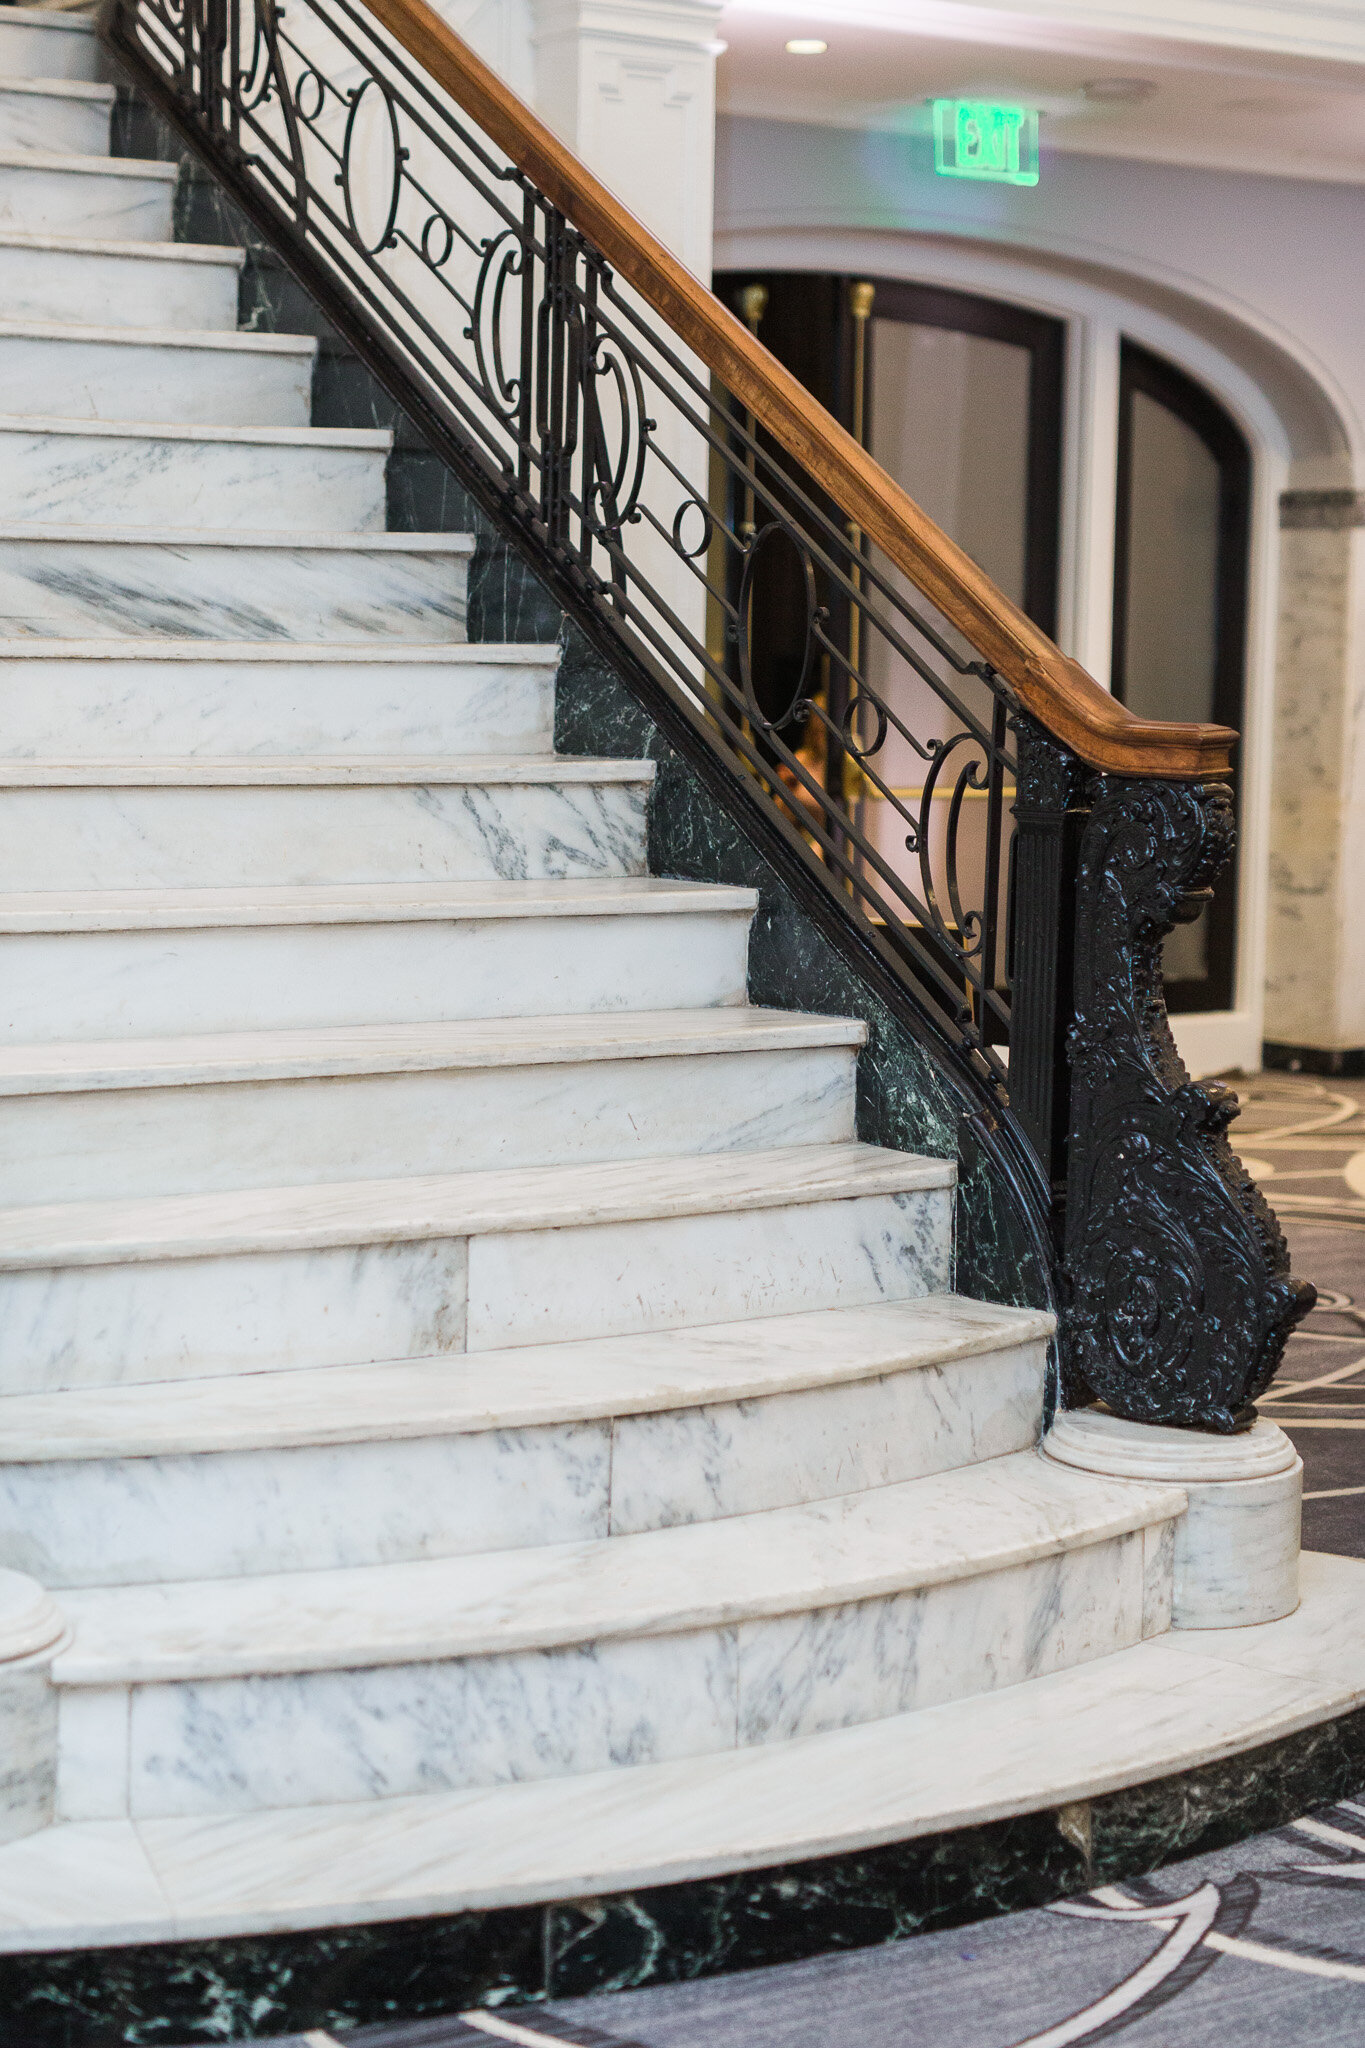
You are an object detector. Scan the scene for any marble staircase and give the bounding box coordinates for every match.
[0,6,1349,1990]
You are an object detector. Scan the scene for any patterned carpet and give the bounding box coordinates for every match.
[174,1075,1365,2048]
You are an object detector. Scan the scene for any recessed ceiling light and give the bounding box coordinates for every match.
[785,38,828,55]
[1081,78,1157,104]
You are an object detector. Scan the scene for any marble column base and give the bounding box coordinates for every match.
[0,1570,65,1844]
[1044,1408,1302,1629]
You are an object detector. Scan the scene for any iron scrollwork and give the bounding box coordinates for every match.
[1063,774,1314,1431]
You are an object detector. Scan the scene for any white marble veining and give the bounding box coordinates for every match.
[3,1420,614,1587]
[0,528,471,641]
[47,1456,1182,1817]
[0,13,102,84]
[0,1570,64,1845]
[607,1332,1045,1532]
[0,882,755,1042]
[0,418,390,531]
[735,1534,1145,1746]
[0,770,650,892]
[0,642,558,759]
[0,1236,470,1395]
[0,1297,1046,1456]
[1046,1410,1302,1629]
[0,321,316,426]
[55,1687,126,1824]
[0,82,113,158]
[1143,1517,1175,1638]
[467,1186,952,1349]
[0,1309,1045,1585]
[0,1039,854,1205]
[0,151,176,240]
[0,234,242,331]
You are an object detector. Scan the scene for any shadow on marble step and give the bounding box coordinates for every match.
[0,416,391,531]
[0,527,472,640]
[0,79,112,157]
[0,12,101,86]
[0,1298,1049,1583]
[0,318,316,426]
[0,759,653,892]
[0,876,756,1046]
[49,1453,1181,1820]
[10,1556,1365,2032]
[0,1009,857,1205]
[0,641,559,759]
[0,1145,953,1389]
[0,230,242,329]
[0,148,175,239]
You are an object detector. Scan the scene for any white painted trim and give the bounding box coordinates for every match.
[714,225,1299,1061]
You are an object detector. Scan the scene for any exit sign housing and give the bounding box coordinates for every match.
[933,101,1039,186]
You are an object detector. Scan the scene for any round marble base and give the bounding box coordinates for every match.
[1044,1409,1302,1630]
[0,1570,64,1847]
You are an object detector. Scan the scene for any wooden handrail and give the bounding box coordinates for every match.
[362,0,1235,780]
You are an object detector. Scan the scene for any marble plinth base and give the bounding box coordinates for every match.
[1045,1408,1302,1628]
[0,1569,64,1846]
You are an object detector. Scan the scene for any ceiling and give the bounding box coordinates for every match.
[716,2,1365,183]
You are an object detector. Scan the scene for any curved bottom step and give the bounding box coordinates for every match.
[0,1552,1361,1997]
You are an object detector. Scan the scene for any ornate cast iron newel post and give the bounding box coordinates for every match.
[1061,770,1314,1433]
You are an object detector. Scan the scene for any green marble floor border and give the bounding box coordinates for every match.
[5,1707,1364,2047]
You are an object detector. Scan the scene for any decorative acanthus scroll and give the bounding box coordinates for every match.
[1062,775,1315,1432]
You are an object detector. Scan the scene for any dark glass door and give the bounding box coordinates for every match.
[1112,342,1250,1013]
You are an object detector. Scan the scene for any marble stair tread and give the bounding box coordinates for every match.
[0,1140,951,1269]
[0,521,468,548]
[0,414,391,449]
[0,874,756,933]
[0,636,553,663]
[0,1005,866,1095]
[0,79,115,104]
[0,315,315,356]
[0,147,177,182]
[0,1295,1048,1458]
[0,227,243,264]
[4,1551,1360,1951]
[0,755,654,786]
[50,1450,1182,1684]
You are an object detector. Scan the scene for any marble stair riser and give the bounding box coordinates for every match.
[0,424,389,532]
[0,534,469,641]
[0,86,112,157]
[0,1187,950,1394]
[0,650,557,759]
[0,329,315,426]
[0,158,174,239]
[0,1340,1047,1586]
[0,902,753,1043]
[0,777,650,891]
[0,1044,857,1205]
[0,19,102,82]
[0,240,242,330]
[54,1529,1160,1821]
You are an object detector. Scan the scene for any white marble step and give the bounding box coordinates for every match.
[0,1142,952,1391]
[0,148,175,238]
[8,1550,1359,1951]
[0,1006,862,1205]
[0,756,652,890]
[50,1451,1181,1820]
[0,319,315,425]
[0,78,112,156]
[0,12,100,85]
[0,232,241,330]
[0,417,391,530]
[0,526,471,639]
[0,876,756,1043]
[0,1298,1051,1585]
[0,641,559,759]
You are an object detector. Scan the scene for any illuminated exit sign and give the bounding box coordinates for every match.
[933,101,1039,186]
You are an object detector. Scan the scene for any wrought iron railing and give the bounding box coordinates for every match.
[102,0,1314,1429]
